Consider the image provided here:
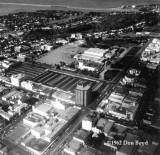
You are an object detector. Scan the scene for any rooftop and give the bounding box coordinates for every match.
[74,129,90,141]
[34,103,53,114]
[118,133,137,155]
[97,118,108,128]
[65,138,82,154]
[11,73,26,79]
[58,107,79,121]
[52,90,75,102]
[84,48,107,56]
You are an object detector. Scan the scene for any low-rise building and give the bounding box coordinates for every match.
[116,133,138,155]
[40,44,53,51]
[73,129,90,145]
[32,103,53,117]
[64,138,83,155]
[21,80,34,91]
[78,61,102,71]
[103,120,114,137]
[52,90,75,105]
[11,73,26,87]
[2,90,20,101]
[82,112,98,131]
[76,48,107,63]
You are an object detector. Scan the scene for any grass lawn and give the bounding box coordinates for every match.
[36,44,87,65]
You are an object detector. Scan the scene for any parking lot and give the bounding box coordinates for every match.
[33,70,98,93]
[6,62,47,80]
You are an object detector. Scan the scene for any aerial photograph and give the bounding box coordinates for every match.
[0,0,160,155]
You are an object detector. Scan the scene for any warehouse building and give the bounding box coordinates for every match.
[75,48,107,63]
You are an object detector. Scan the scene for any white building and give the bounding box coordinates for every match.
[78,61,101,71]
[56,38,68,45]
[2,90,20,101]
[77,48,107,63]
[21,80,34,91]
[31,124,45,139]
[11,73,26,87]
[40,45,53,51]
[32,103,53,117]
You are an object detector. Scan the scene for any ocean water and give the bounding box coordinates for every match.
[0,0,159,9]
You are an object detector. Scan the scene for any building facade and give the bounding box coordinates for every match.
[75,81,92,107]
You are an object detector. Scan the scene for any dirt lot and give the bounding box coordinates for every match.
[36,44,87,65]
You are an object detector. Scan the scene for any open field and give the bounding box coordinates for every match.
[6,62,47,80]
[33,70,99,93]
[36,44,87,65]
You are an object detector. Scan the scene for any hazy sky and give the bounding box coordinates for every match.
[0,0,159,8]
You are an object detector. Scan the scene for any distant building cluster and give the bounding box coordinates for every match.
[97,68,147,121]
[0,89,31,120]
[141,38,160,64]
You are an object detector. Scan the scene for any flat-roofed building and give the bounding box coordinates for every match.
[78,61,102,71]
[2,90,20,101]
[77,48,107,63]
[52,90,75,105]
[117,133,137,155]
[0,86,8,94]
[23,112,44,127]
[0,76,10,84]
[44,121,66,142]
[97,118,108,128]
[103,120,114,137]
[11,73,26,87]
[137,142,158,155]
[21,80,34,91]
[0,109,11,120]
[44,119,59,135]
[73,129,90,145]
[41,44,53,51]
[57,106,80,122]
[64,138,83,155]
[31,123,45,139]
[8,103,27,116]
[82,113,98,131]
[52,100,69,110]
[32,103,53,117]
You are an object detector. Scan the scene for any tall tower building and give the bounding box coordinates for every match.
[76,81,92,107]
